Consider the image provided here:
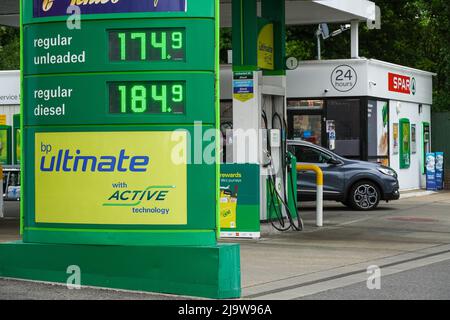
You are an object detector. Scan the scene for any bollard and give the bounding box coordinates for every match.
[296,164,323,227]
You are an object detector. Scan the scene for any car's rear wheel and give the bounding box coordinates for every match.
[349,181,380,211]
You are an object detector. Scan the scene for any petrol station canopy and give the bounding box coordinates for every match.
[0,0,19,27]
[0,0,377,28]
[220,0,377,27]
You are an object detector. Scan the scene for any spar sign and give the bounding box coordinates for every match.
[388,72,416,95]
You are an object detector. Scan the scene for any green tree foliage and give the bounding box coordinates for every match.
[219,0,450,111]
[0,26,20,70]
[427,0,450,111]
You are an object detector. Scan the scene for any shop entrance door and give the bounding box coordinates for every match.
[325,99,362,159]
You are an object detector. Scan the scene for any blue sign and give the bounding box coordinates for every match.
[34,0,187,18]
[426,153,436,191]
[435,152,444,190]
[233,80,254,94]
[329,131,336,140]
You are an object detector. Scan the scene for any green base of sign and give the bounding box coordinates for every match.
[0,241,241,299]
[24,229,217,247]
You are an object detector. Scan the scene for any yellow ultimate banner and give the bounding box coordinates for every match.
[257,23,274,71]
[35,131,187,225]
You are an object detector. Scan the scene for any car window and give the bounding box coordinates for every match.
[292,145,331,164]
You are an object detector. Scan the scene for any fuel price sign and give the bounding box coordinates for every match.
[109,29,186,62]
[109,81,186,115]
[22,0,219,247]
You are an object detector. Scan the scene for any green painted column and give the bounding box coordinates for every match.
[232,0,285,73]
[232,0,258,70]
[261,0,286,75]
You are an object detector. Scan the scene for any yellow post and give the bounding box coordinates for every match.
[296,164,323,227]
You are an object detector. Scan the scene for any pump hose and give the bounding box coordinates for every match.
[262,110,289,231]
[261,108,302,231]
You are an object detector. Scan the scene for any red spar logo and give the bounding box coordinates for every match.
[388,73,416,95]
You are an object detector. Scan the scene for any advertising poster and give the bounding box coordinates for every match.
[411,124,417,154]
[378,102,389,157]
[435,152,444,190]
[399,119,411,169]
[15,128,21,164]
[257,23,274,70]
[426,153,437,191]
[220,164,260,239]
[393,123,399,155]
[368,100,389,165]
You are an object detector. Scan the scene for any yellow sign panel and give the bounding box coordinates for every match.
[35,131,187,225]
[257,23,274,70]
[220,188,237,229]
[0,115,6,125]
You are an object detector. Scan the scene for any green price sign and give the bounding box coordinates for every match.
[21,0,219,247]
[109,82,186,114]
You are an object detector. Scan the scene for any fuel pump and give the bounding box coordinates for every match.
[229,69,303,236]
[261,95,303,231]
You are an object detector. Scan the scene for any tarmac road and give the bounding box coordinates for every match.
[300,259,450,300]
[1,191,449,300]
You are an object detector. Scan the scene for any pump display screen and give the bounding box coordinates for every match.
[109,29,186,62]
[109,82,186,115]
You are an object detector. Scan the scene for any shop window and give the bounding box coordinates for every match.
[287,99,324,110]
[291,115,322,145]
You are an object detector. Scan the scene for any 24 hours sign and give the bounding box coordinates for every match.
[331,65,357,92]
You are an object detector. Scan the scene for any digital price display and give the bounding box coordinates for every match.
[109,82,186,115]
[109,29,186,62]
